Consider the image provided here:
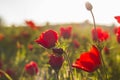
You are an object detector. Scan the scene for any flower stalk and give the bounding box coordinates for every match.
[85,1,108,80]
[64,51,74,80]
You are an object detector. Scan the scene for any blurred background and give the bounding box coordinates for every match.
[0,0,120,26]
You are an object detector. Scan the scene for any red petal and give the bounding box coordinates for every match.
[114,16,120,24]
[72,45,101,72]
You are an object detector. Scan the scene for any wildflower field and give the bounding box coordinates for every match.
[0,2,120,80]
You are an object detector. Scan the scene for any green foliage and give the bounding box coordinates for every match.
[0,24,120,80]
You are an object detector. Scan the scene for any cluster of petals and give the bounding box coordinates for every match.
[114,16,120,43]
[114,16,120,24]
[72,45,101,72]
[60,26,72,39]
[35,30,58,49]
[91,27,109,42]
[25,61,39,76]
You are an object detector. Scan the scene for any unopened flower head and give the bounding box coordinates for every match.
[85,2,93,11]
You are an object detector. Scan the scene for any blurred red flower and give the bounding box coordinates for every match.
[114,16,120,43]
[116,34,120,43]
[25,61,39,76]
[0,33,4,41]
[72,39,80,49]
[6,68,16,78]
[0,60,3,69]
[49,54,64,71]
[114,16,120,24]
[72,45,101,72]
[28,44,33,51]
[103,46,110,55]
[91,27,109,42]
[35,30,58,49]
[20,31,30,38]
[25,20,38,30]
[60,26,72,39]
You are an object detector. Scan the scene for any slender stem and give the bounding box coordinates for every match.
[55,70,59,80]
[96,70,103,80]
[90,10,98,42]
[90,10,107,80]
[99,52,108,80]
[64,51,74,80]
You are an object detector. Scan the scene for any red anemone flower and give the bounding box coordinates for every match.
[60,26,72,39]
[25,20,38,30]
[114,16,120,43]
[25,61,39,76]
[114,16,120,24]
[91,27,109,42]
[72,45,101,72]
[35,30,58,49]
[49,54,64,71]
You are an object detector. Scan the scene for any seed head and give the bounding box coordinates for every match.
[85,2,93,11]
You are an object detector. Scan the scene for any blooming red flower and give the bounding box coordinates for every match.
[114,16,120,24]
[25,20,38,30]
[91,27,109,42]
[25,61,39,76]
[72,45,101,72]
[35,30,58,49]
[60,26,72,39]
[49,54,64,71]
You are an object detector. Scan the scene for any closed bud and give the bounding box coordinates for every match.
[52,48,64,56]
[85,2,93,11]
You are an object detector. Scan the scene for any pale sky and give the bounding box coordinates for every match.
[0,0,120,25]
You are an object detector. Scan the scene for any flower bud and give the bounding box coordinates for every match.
[52,48,64,56]
[85,2,93,11]
[49,54,64,71]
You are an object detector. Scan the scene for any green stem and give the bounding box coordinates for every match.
[90,10,107,80]
[100,52,108,80]
[55,70,59,80]
[64,51,74,80]
[0,69,13,80]
[96,70,103,80]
